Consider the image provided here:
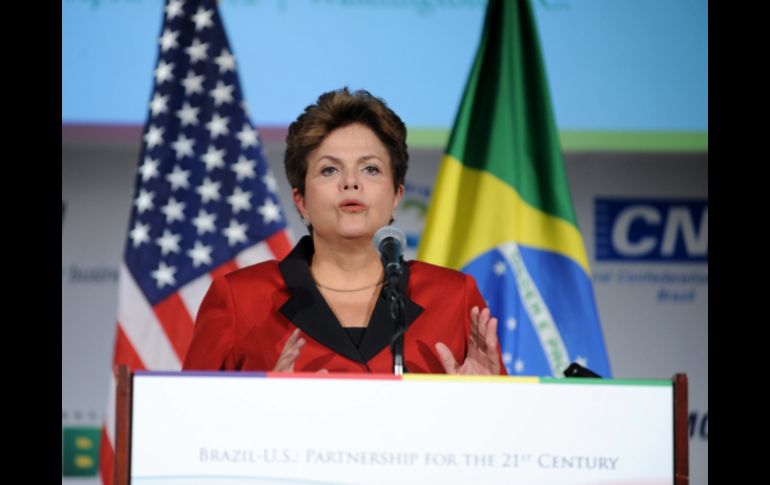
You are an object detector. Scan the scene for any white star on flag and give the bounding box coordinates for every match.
[143,125,164,149]
[192,6,215,31]
[165,0,184,20]
[201,145,226,171]
[493,261,506,276]
[186,38,209,63]
[576,356,589,367]
[176,102,200,127]
[232,155,256,181]
[154,60,175,84]
[151,261,177,288]
[262,173,278,192]
[506,317,517,331]
[181,71,205,96]
[166,166,191,190]
[196,177,222,203]
[514,359,525,373]
[502,352,512,364]
[241,100,251,117]
[156,229,182,255]
[227,187,252,213]
[161,197,186,224]
[236,123,258,148]
[258,198,282,223]
[214,48,236,73]
[134,189,155,214]
[171,134,195,159]
[210,80,234,106]
[129,221,151,248]
[149,92,170,116]
[192,209,217,235]
[206,113,230,138]
[159,28,179,52]
[139,157,159,182]
[223,219,248,246]
[187,240,213,268]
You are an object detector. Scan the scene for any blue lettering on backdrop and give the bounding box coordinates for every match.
[595,198,708,262]
[688,410,708,441]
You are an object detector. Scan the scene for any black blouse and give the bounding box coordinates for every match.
[344,327,367,348]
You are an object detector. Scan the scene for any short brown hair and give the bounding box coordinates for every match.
[284,87,408,195]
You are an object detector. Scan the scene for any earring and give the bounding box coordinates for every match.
[301,217,310,227]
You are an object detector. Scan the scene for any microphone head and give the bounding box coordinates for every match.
[373,225,406,251]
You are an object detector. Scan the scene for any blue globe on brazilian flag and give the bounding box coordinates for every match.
[418,0,611,378]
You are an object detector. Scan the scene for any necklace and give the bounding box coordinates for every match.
[315,279,384,293]
[311,268,384,293]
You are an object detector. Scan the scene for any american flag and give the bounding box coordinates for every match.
[99,1,292,482]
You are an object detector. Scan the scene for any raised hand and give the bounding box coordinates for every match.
[273,328,306,372]
[435,306,501,375]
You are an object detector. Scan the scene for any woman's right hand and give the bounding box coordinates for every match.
[273,328,306,372]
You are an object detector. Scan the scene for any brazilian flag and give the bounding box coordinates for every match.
[418,0,611,378]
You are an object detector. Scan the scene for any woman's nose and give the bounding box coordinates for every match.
[340,170,361,191]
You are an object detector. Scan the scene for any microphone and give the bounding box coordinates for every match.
[373,225,406,278]
[373,225,408,376]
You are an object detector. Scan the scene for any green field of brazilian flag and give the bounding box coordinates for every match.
[418,0,611,378]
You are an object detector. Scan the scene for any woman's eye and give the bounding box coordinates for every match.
[320,166,337,176]
[363,165,380,175]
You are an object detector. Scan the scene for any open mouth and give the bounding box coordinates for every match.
[339,200,366,212]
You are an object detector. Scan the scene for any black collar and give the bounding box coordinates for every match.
[278,236,424,364]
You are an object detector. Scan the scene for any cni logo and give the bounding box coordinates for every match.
[595,198,707,262]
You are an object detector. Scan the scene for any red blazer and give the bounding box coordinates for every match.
[183,237,506,374]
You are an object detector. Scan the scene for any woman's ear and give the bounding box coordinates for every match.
[392,184,405,210]
[292,188,307,219]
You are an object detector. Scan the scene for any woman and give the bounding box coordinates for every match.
[183,88,505,375]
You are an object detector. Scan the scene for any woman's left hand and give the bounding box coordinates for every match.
[435,306,501,375]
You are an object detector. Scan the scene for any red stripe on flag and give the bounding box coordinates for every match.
[113,324,146,371]
[211,260,239,280]
[267,229,292,258]
[153,293,195,363]
[99,427,114,485]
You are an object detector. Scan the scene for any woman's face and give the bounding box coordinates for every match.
[293,123,404,243]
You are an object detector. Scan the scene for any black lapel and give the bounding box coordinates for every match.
[278,236,424,365]
[278,236,362,363]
